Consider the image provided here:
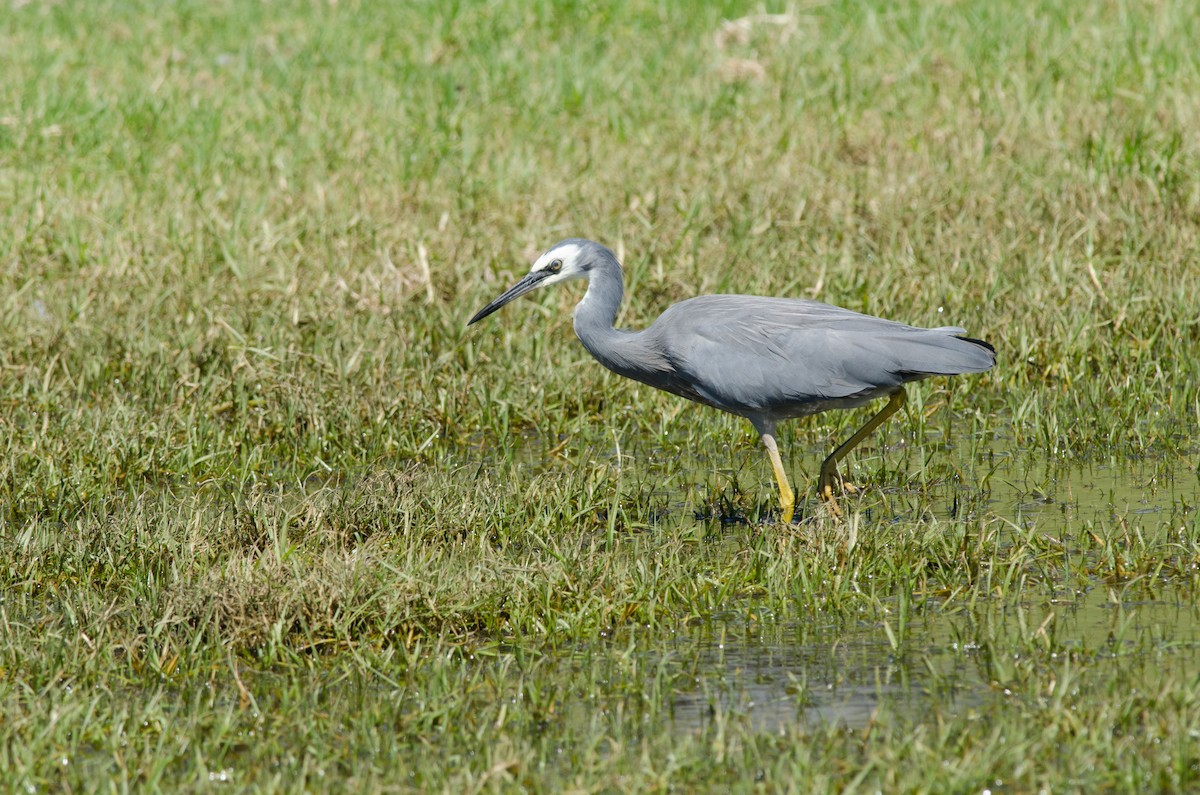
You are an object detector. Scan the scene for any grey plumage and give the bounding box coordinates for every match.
[469,239,995,522]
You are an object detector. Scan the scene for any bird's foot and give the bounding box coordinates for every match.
[819,467,858,499]
[821,473,858,495]
[818,483,843,519]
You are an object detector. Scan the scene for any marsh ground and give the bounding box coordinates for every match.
[2,0,1199,791]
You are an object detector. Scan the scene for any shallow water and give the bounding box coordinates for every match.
[556,427,1200,733]
[438,416,1200,737]
[644,585,1200,733]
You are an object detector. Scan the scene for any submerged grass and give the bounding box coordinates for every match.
[2,0,1200,791]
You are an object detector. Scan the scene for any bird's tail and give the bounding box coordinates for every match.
[891,330,996,379]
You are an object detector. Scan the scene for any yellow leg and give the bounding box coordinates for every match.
[818,388,907,512]
[760,431,795,524]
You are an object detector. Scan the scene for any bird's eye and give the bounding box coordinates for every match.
[548,259,563,273]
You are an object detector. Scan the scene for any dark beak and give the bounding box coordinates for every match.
[468,270,553,325]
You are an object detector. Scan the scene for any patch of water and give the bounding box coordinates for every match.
[577,583,1200,735]
[662,621,983,733]
[591,446,1198,732]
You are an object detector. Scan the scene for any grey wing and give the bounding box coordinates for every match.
[650,296,994,415]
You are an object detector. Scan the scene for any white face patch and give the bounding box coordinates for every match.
[525,241,588,289]
[532,242,582,274]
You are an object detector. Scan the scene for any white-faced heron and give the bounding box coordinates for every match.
[468,239,995,522]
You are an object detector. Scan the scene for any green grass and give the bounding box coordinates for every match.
[3,0,1200,791]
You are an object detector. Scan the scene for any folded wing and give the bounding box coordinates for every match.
[648,295,994,416]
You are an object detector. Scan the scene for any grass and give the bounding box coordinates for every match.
[2,0,1200,791]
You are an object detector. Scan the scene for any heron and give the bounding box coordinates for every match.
[468,239,995,523]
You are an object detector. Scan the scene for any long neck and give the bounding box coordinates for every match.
[572,256,625,360]
[569,254,704,404]
[572,257,662,381]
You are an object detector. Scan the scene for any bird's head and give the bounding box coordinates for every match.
[468,239,615,325]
